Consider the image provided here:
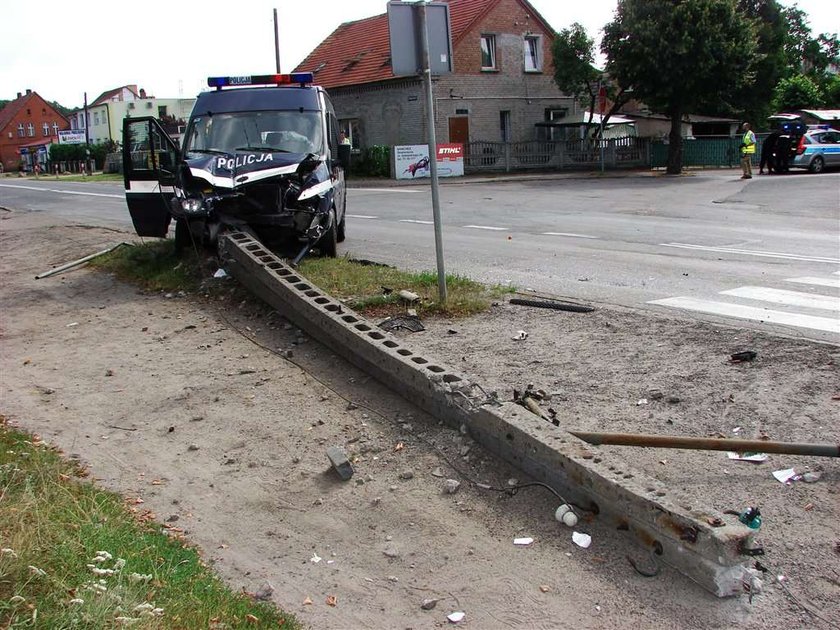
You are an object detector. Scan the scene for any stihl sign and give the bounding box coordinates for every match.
[437,144,463,159]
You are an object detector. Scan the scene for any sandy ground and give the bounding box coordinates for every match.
[1,209,838,630]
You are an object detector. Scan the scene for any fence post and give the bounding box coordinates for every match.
[504,142,511,172]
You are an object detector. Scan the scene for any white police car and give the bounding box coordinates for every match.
[122,73,350,264]
[790,127,840,174]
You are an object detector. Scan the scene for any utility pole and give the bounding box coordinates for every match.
[273,9,281,73]
[418,2,447,303]
[83,92,91,176]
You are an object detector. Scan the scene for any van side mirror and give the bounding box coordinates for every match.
[337,144,351,170]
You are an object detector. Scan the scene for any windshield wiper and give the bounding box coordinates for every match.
[234,146,290,153]
[187,148,229,155]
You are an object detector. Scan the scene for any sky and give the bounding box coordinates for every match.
[1,0,837,109]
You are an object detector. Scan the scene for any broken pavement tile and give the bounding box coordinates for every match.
[326,446,354,481]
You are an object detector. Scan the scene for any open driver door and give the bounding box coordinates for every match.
[123,117,180,237]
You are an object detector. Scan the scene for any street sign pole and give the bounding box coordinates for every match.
[418,2,447,303]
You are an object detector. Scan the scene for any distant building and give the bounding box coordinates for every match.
[67,84,195,147]
[294,0,574,150]
[0,89,69,172]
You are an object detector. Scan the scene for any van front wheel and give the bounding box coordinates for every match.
[320,209,338,257]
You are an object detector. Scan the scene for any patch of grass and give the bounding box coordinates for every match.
[56,174,123,183]
[299,256,514,317]
[89,240,205,294]
[90,240,513,318]
[0,416,299,628]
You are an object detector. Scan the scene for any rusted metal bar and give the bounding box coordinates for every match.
[35,242,132,279]
[569,431,839,458]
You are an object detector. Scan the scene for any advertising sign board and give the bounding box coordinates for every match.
[58,130,87,144]
[395,143,463,180]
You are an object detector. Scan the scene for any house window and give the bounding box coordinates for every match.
[17,123,25,137]
[94,113,100,125]
[158,106,168,118]
[52,122,59,135]
[524,35,542,72]
[339,118,361,150]
[480,35,496,70]
[27,123,35,137]
[43,123,50,136]
[500,110,511,142]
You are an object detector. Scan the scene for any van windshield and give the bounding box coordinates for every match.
[185,111,324,156]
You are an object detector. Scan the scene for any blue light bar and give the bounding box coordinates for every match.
[207,73,314,89]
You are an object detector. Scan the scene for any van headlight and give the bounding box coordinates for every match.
[181,198,203,213]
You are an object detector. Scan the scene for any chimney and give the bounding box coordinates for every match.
[26,89,32,95]
[139,88,147,99]
[17,92,22,99]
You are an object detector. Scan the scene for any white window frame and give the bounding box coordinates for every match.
[27,123,35,137]
[524,35,542,72]
[17,123,25,137]
[480,34,497,70]
[43,122,50,136]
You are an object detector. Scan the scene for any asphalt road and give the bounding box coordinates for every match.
[2,170,838,342]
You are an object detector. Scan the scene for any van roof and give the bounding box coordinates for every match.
[192,85,322,117]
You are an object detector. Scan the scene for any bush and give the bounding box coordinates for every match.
[351,145,391,178]
[48,141,116,169]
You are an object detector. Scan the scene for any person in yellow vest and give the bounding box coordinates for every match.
[739,122,756,179]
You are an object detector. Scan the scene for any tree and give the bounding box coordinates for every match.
[728,0,787,125]
[602,0,756,174]
[551,23,631,138]
[780,6,839,103]
[552,24,600,130]
[772,74,824,110]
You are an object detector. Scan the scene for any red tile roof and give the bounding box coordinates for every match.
[294,0,553,90]
[0,93,33,133]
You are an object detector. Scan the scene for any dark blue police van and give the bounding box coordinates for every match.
[122,73,349,264]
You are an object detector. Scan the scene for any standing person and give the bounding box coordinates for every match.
[739,122,756,179]
[759,130,780,174]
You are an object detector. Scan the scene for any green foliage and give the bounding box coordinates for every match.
[772,74,824,111]
[48,141,116,169]
[552,23,600,102]
[603,0,757,173]
[351,145,390,178]
[823,75,840,108]
[727,0,788,125]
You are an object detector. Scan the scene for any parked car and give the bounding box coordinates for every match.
[789,128,840,173]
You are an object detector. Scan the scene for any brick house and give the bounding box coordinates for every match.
[0,90,69,172]
[294,0,573,151]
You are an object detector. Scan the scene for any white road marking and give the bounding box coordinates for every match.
[0,183,123,199]
[542,232,598,239]
[399,219,434,225]
[786,276,840,289]
[720,286,840,311]
[648,297,840,334]
[661,242,840,264]
[352,188,423,194]
[346,214,378,219]
[463,225,506,231]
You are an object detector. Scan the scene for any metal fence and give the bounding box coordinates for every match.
[649,134,772,169]
[464,136,650,173]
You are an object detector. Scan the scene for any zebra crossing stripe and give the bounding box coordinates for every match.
[720,287,840,312]
[648,297,840,334]
[786,277,840,289]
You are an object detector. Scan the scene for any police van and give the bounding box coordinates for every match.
[122,72,349,264]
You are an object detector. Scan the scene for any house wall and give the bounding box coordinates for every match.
[330,0,572,149]
[0,91,69,171]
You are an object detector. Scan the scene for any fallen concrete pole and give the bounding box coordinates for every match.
[570,431,840,458]
[219,231,756,597]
